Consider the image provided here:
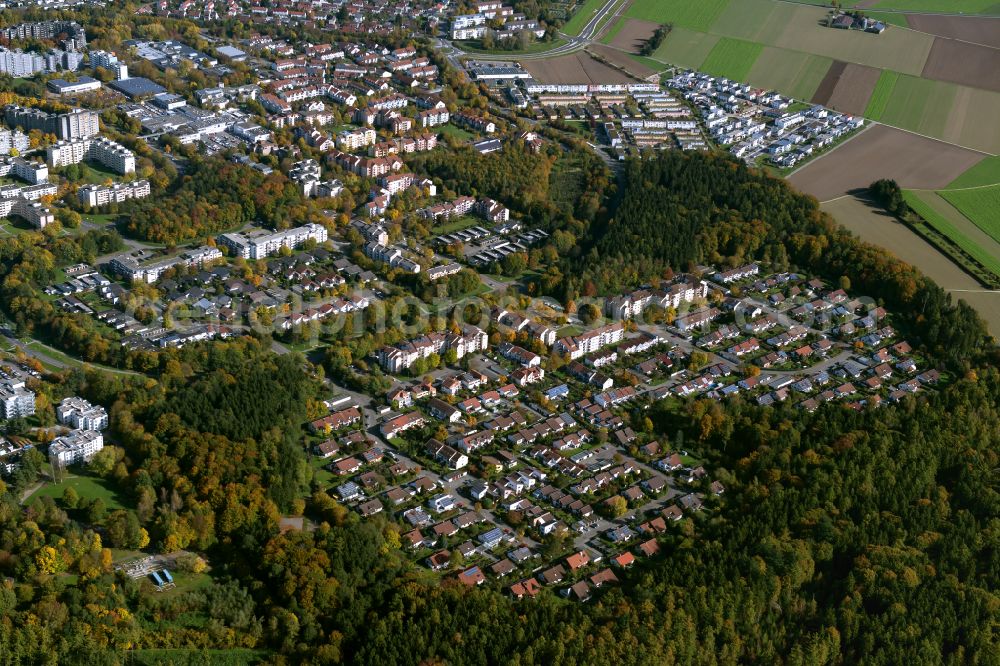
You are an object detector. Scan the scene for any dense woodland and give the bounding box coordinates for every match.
[0,151,997,664]
[122,159,328,245]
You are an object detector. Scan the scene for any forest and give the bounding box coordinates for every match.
[0,154,996,664]
[121,158,327,245]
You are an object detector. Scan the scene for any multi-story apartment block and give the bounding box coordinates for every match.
[0,197,54,229]
[1,21,86,50]
[336,127,377,151]
[49,430,104,467]
[4,105,99,140]
[605,279,710,319]
[0,156,48,184]
[555,322,625,360]
[0,378,35,419]
[110,245,223,283]
[0,128,29,155]
[217,223,328,260]
[47,136,135,174]
[377,326,489,373]
[57,397,108,431]
[77,180,150,207]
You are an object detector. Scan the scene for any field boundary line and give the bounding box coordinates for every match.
[785,122,876,180]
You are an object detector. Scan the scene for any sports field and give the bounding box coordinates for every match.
[699,37,763,80]
[940,186,1000,244]
[864,70,899,120]
[624,0,731,31]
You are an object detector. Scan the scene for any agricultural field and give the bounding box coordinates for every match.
[699,37,763,81]
[624,0,731,31]
[906,14,1000,48]
[874,73,956,137]
[939,186,1000,244]
[589,44,660,77]
[746,48,833,101]
[788,124,983,202]
[651,26,720,68]
[604,18,659,53]
[708,0,789,43]
[920,38,1000,93]
[523,52,633,83]
[863,70,900,119]
[947,156,1000,188]
[869,0,1000,11]
[902,190,1000,277]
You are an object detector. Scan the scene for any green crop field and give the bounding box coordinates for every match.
[600,18,626,44]
[709,0,792,43]
[625,0,731,31]
[747,48,833,100]
[864,70,899,119]
[653,27,721,68]
[947,156,1000,189]
[699,37,764,81]
[940,186,1000,245]
[877,74,956,137]
[903,191,1000,277]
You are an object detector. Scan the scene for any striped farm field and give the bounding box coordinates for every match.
[653,27,721,69]
[876,74,956,138]
[940,186,1000,244]
[947,157,1000,189]
[747,48,833,101]
[624,0,731,31]
[699,37,764,81]
[903,190,1000,277]
[864,70,899,120]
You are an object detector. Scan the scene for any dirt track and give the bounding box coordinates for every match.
[906,14,1000,48]
[921,37,1000,93]
[788,124,985,201]
[523,53,634,84]
[608,18,660,54]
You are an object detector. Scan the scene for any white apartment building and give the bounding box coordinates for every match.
[0,128,29,155]
[0,378,36,418]
[216,223,327,260]
[110,244,222,283]
[376,326,488,373]
[57,396,108,430]
[555,322,625,360]
[49,429,104,466]
[78,180,150,207]
[0,156,48,184]
[46,136,136,174]
[0,197,54,228]
[336,128,377,151]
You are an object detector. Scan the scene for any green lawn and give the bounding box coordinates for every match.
[432,215,485,235]
[903,190,1000,277]
[699,37,764,81]
[438,123,475,142]
[625,0,732,31]
[864,70,899,120]
[946,156,1000,189]
[30,474,128,510]
[563,0,610,36]
[939,185,1000,245]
